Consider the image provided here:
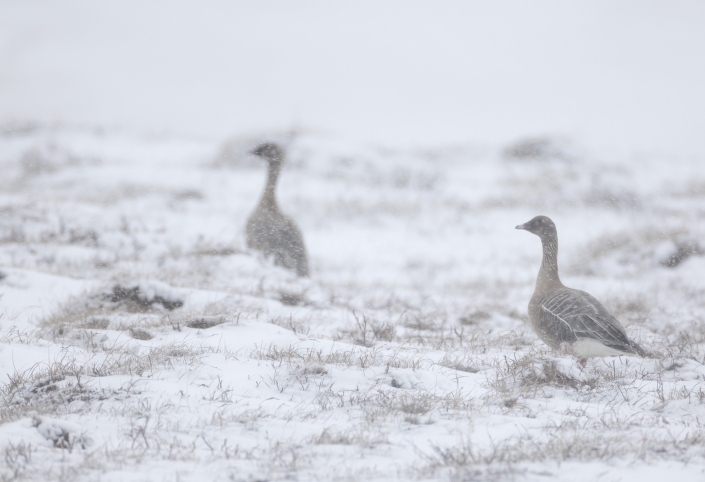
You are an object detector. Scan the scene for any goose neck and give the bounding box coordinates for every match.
[537,234,563,291]
[260,162,281,208]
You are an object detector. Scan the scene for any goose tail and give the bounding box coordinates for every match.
[629,340,650,358]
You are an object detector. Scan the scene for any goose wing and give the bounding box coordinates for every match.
[246,208,309,277]
[537,289,637,353]
[274,217,309,277]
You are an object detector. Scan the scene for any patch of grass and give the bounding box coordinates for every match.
[417,425,705,481]
[78,317,110,330]
[108,285,183,312]
[278,291,305,306]
[1,442,34,482]
[459,310,491,326]
[185,316,226,330]
[312,427,387,447]
[129,328,154,340]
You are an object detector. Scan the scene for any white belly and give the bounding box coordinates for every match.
[572,338,631,358]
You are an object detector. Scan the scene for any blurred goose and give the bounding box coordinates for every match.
[516,215,645,365]
[245,143,309,277]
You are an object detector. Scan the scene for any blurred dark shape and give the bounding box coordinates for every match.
[371,321,395,341]
[172,189,204,201]
[0,121,42,138]
[0,270,6,281]
[21,147,57,176]
[186,317,225,329]
[18,141,92,179]
[459,310,491,325]
[502,136,573,162]
[246,142,309,277]
[80,317,110,330]
[535,360,586,389]
[585,176,642,210]
[129,328,154,340]
[447,363,480,373]
[205,247,238,256]
[661,241,703,268]
[68,228,100,247]
[108,285,183,311]
[279,291,304,306]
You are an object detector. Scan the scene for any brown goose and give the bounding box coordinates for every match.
[516,215,646,365]
[245,143,309,277]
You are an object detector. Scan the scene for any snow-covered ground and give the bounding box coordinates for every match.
[2,1,705,480]
[1,125,704,481]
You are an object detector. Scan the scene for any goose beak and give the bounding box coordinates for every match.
[515,224,525,230]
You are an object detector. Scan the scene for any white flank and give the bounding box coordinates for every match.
[572,338,633,358]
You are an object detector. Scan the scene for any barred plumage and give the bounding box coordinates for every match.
[516,216,646,362]
[245,143,309,277]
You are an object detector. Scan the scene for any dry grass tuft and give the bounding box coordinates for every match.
[129,327,154,340]
[107,285,183,312]
[459,310,491,326]
[1,442,35,482]
[185,316,226,330]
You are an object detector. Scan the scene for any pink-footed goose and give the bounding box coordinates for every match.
[245,143,309,277]
[516,215,646,365]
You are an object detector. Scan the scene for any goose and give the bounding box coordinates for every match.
[516,215,646,365]
[245,143,309,277]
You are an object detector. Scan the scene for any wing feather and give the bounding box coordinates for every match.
[537,289,637,354]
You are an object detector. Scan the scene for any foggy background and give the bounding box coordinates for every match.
[2,0,705,154]
[2,3,705,481]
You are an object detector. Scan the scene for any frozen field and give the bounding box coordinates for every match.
[0,125,704,481]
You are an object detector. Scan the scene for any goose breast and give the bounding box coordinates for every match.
[246,207,309,277]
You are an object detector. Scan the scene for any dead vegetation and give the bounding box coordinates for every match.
[3,128,705,481]
[417,426,705,481]
[0,342,210,425]
[107,285,183,312]
[569,226,704,276]
[184,316,226,330]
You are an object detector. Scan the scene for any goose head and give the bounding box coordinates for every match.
[251,142,284,164]
[516,215,557,239]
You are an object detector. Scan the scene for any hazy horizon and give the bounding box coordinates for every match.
[2,1,705,154]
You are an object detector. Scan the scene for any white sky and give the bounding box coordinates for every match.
[1,1,704,153]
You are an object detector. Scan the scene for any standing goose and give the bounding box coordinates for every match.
[516,215,646,365]
[245,143,309,277]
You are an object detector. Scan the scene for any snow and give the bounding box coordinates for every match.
[1,125,704,481]
[2,2,705,481]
